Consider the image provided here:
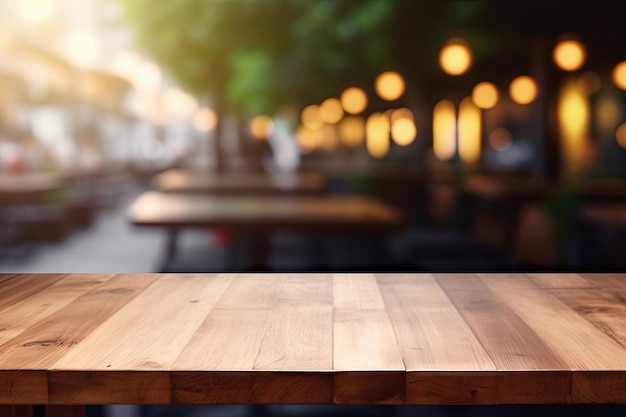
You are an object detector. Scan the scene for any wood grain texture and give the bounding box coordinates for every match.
[377,274,496,404]
[527,273,595,289]
[0,273,625,406]
[0,275,113,347]
[0,274,155,372]
[52,274,233,371]
[333,274,405,404]
[479,284,626,371]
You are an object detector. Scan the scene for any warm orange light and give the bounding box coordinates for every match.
[509,76,538,105]
[489,128,513,151]
[320,124,339,150]
[250,115,274,140]
[296,126,321,153]
[612,123,626,150]
[458,97,481,163]
[319,98,344,124]
[439,40,472,76]
[391,107,414,123]
[366,113,390,158]
[338,117,366,147]
[375,72,406,101]
[558,79,590,174]
[553,40,586,71]
[471,82,499,110]
[612,61,626,91]
[433,100,456,161]
[193,108,218,132]
[391,118,417,146]
[340,87,368,115]
[301,105,323,129]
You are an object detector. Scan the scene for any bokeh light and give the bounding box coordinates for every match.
[319,98,344,124]
[616,124,626,149]
[375,71,406,101]
[366,113,390,158]
[489,128,513,151]
[457,97,481,163]
[433,100,457,161]
[296,126,322,154]
[471,82,499,110]
[320,124,339,150]
[439,40,472,76]
[338,117,366,147]
[509,76,538,105]
[390,108,414,123]
[340,87,368,115]
[301,105,323,129]
[193,108,218,132]
[250,115,274,140]
[553,40,586,71]
[612,61,626,91]
[391,118,417,146]
[558,79,590,173]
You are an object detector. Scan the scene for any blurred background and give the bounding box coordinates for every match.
[3,1,626,416]
[4,0,626,275]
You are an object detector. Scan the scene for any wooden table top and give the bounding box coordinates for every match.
[0,273,624,406]
[153,169,326,195]
[129,191,405,233]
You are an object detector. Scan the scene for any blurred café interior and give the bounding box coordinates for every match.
[3,0,626,275]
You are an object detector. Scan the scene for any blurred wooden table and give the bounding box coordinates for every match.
[0,273,624,416]
[153,169,326,195]
[0,173,63,204]
[129,191,406,270]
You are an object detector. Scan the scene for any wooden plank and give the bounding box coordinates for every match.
[476,273,540,291]
[438,277,572,404]
[48,371,170,405]
[0,274,114,347]
[214,274,281,310]
[527,273,596,289]
[552,289,626,349]
[277,274,332,306]
[579,274,626,291]
[479,284,626,371]
[333,274,404,404]
[251,276,333,404]
[333,274,385,310]
[378,274,497,405]
[572,372,626,404]
[0,274,156,372]
[0,371,47,404]
[52,274,234,371]
[0,274,66,313]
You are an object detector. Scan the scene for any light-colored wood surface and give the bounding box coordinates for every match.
[154,169,326,195]
[0,273,625,405]
[129,191,406,233]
